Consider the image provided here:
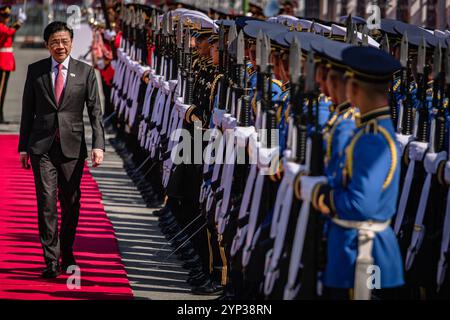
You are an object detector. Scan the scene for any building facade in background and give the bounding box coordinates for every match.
[166,0,450,29]
[3,0,450,33]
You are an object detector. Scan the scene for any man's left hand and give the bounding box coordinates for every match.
[91,149,104,168]
[18,8,27,24]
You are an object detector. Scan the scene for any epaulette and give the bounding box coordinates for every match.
[318,93,331,103]
[209,73,224,110]
[281,81,290,93]
[392,78,401,92]
[272,78,283,88]
[246,62,254,75]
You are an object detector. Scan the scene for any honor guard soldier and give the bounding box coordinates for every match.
[299,46,405,300]
[310,38,358,186]
[0,5,26,124]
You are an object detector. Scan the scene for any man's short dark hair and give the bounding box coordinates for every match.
[43,21,74,43]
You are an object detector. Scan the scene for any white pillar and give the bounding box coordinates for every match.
[410,0,423,25]
[322,0,329,19]
[385,0,397,19]
[347,0,357,15]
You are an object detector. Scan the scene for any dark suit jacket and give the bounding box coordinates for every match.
[18,56,105,159]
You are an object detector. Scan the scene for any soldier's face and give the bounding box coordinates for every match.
[211,42,219,65]
[46,31,73,63]
[248,44,256,67]
[196,37,210,57]
[346,78,359,106]
[316,65,329,96]
[0,16,10,23]
[326,69,346,104]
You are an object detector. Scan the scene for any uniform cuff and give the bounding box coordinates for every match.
[313,183,337,217]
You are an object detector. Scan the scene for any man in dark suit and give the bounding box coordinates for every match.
[18,21,105,278]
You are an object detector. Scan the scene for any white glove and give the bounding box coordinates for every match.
[300,176,328,202]
[258,146,280,172]
[104,29,116,41]
[212,109,226,127]
[395,133,412,157]
[168,80,178,93]
[408,141,429,162]
[445,161,450,185]
[423,151,447,175]
[222,115,237,130]
[234,126,255,148]
[175,97,190,119]
[138,65,150,77]
[18,8,27,24]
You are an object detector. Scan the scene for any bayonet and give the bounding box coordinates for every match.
[400,32,409,68]
[236,30,245,66]
[305,51,315,94]
[351,25,358,45]
[345,14,352,43]
[184,27,194,105]
[415,36,430,143]
[381,33,390,53]
[227,24,237,56]
[256,30,263,68]
[417,36,426,75]
[309,21,316,34]
[289,37,301,85]
[430,43,443,153]
[361,25,369,47]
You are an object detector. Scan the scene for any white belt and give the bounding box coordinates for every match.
[0,47,13,53]
[283,197,311,300]
[405,150,447,270]
[264,163,300,297]
[394,160,415,234]
[230,164,258,257]
[242,167,268,267]
[332,218,391,300]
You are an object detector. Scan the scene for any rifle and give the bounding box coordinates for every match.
[437,45,450,291]
[295,51,325,299]
[260,34,276,148]
[288,37,306,165]
[404,43,445,272]
[235,30,250,124]
[226,24,238,113]
[184,27,194,105]
[217,23,227,110]
[175,19,184,96]
[415,37,430,144]
[398,33,414,135]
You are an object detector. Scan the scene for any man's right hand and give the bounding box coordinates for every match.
[20,153,30,170]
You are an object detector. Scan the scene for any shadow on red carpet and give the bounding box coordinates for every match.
[0,135,133,300]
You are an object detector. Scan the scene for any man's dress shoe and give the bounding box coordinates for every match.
[41,262,61,279]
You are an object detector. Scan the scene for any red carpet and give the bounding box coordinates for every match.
[0,135,133,300]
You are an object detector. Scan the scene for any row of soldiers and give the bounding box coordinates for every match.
[93,2,450,300]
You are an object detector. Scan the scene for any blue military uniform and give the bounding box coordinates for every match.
[310,46,405,291]
[310,38,358,186]
[319,108,404,288]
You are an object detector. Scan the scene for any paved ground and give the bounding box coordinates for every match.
[1,29,212,299]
